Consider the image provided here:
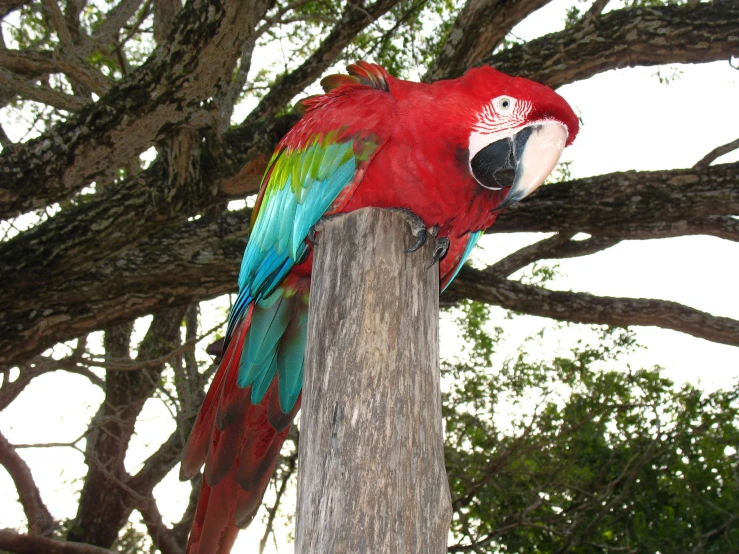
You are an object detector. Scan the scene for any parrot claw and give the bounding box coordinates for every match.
[307,214,343,246]
[388,208,430,253]
[406,228,427,253]
[307,225,319,246]
[428,237,450,268]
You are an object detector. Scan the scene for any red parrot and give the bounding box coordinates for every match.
[181,61,578,552]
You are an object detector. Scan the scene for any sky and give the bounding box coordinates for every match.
[1,0,738,551]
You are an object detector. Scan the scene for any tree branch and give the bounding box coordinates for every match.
[245,0,403,123]
[0,123,12,146]
[127,429,185,493]
[482,1,739,88]
[153,0,182,44]
[582,0,610,21]
[259,450,298,554]
[0,0,273,218]
[424,0,552,83]
[0,68,89,111]
[105,354,205,549]
[0,352,103,412]
[109,0,153,77]
[0,430,54,537]
[0,530,115,554]
[34,2,108,99]
[41,0,75,49]
[67,308,186,548]
[215,35,257,130]
[694,137,739,169]
[490,162,739,235]
[447,266,739,347]
[590,216,739,242]
[2,1,735,337]
[78,319,223,372]
[171,473,202,549]
[0,48,111,97]
[138,495,184,554]
[89,0,144,51]
[486,233,621,278]
[0,206,246,371]
[0,49,59,79]
[2,161,739,370]
[64,0,87,45]
[42,0,129,95]
[50,56,113,96]
[0,113,294,310]
[2,1,735,315]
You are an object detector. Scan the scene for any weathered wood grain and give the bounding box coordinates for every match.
[296,208,452,554]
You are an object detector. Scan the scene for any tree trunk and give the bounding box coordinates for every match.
[295,208,452,554]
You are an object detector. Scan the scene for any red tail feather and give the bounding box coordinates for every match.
[182,309,300,554]
[181,311,251,480]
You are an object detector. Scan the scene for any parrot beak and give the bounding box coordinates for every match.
[470,122,568,211]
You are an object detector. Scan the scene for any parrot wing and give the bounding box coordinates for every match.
[226,65,394,343]
[229,127,384,332]
[225,124,388,411]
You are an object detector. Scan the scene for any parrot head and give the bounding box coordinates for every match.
[446,66,579,210]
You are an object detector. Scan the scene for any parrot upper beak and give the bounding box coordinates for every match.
[470,122,568,211]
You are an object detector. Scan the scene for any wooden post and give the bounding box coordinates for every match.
[295,208,452,554]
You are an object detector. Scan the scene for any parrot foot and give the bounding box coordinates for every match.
[307,225,319,246]
[428,237,450,268]
[388,208,436,253]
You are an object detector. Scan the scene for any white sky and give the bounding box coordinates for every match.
[1,0,738,551]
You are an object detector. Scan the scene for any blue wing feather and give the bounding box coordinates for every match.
[226,132,376,411]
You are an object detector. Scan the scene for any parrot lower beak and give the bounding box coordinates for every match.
[470,122,568,211]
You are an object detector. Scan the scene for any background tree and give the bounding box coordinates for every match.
[0,0,737,552]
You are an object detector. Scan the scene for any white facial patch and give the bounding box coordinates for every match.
[468,97,533,159]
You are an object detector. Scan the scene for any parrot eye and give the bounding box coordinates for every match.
[496,96,515,114]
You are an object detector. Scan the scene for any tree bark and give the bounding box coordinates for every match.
[0,0,274,218]
[295,208,452,554]
[491,162,739,234]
